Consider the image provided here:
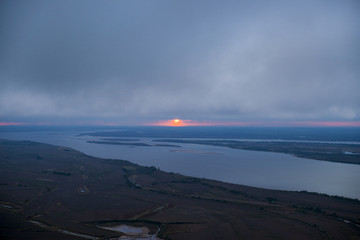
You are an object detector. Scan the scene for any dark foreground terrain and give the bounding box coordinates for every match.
[0,140,359,239]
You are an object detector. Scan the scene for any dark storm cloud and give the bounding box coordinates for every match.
[0,0,359,123]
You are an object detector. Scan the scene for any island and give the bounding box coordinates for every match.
[87,140,180,148]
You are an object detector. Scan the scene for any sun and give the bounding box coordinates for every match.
[171,119,182,126]
[147,118,187,126]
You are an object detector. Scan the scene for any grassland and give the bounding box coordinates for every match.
[0,139,359,239]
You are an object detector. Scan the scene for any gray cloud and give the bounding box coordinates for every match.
[0,0,359,123]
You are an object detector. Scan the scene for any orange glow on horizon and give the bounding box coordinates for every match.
[149,119,211,127]
[146,120,360,127]
[0,122,25,126]
[0,120,360,127]
[150,119,192,127]
[148,119,253,127]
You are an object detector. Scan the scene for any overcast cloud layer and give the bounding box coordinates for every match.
[0,0,359,124]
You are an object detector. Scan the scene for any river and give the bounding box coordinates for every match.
[1,129,359,199]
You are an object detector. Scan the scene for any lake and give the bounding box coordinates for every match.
[1,128,359,199]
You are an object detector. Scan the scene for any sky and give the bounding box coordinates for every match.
[0,0,359,126]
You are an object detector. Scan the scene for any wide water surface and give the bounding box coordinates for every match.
[1,130,359,199]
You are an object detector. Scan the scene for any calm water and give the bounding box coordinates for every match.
[1,130,360,199]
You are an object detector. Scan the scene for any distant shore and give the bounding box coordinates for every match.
[154,139,360,165]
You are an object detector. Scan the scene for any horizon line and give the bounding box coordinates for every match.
[146,119,360,127]
[1,120,360,127]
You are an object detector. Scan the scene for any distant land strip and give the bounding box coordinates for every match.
[87,140,180,148]
[153,139,360,165]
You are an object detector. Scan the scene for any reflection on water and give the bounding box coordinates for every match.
[99,224,161,240]
[1,130,360,199]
